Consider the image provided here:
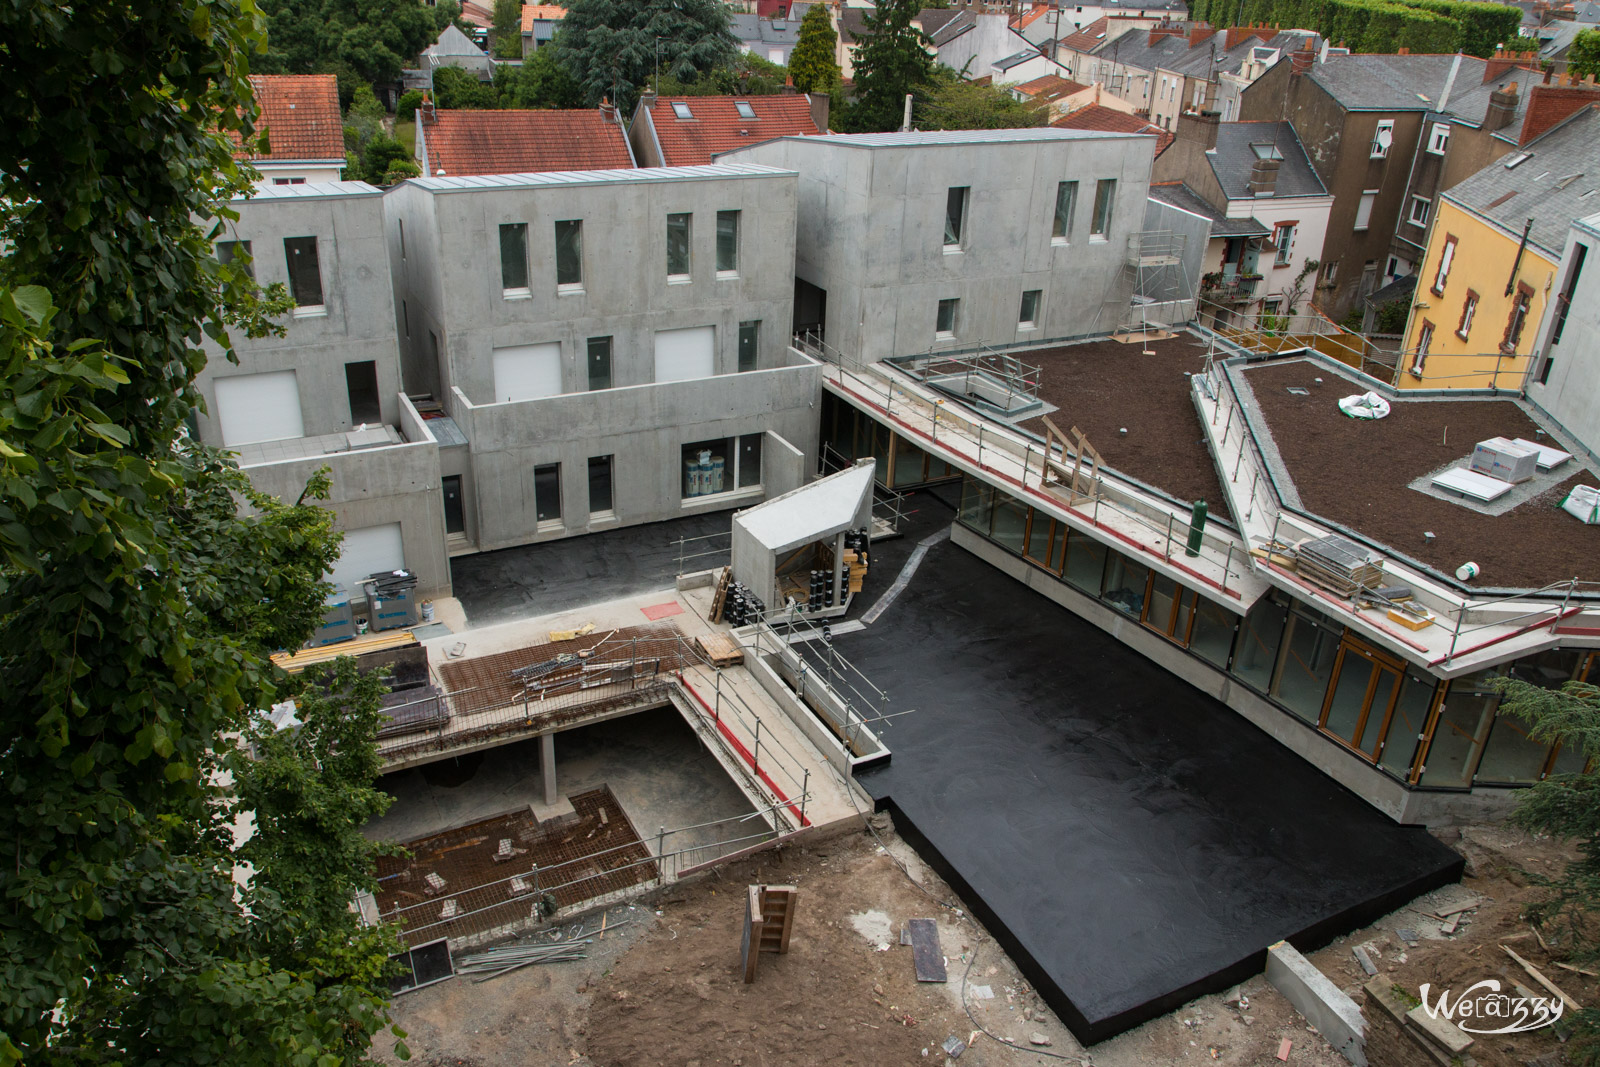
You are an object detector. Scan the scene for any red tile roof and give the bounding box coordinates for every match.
[1015,74,1089,101]
[520,4,566,32]
[1013,5,1052,30]
[1518,84,1600,146]
[1058,17,1110,53]
[238,74,344,162]
[1052,104,1174,155]
[646,95,823,166]
[460,1,493,28]
[421,109,634,176]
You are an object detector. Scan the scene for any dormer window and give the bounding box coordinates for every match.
[671,101,693,119]
[735,100,756,119]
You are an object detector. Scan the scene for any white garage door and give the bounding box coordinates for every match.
[214,370,305,446]
[492,342,563,403]
[327,522,406,597]
[654,325,715,383]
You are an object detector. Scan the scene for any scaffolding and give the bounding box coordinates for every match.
[1118,230,1191,340]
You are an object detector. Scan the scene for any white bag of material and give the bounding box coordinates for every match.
[1338,391,1391,419]
[1561,484,1600,524]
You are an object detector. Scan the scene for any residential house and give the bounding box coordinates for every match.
[1053,15,1170,82]
[384,164,818,554]
[1151,115,1333,324]
[520,4,566,57]
[933,12,1072,85]
[628,93,827,168]
[836,7,963,82]
[1237,48,1547,321]
[422,24,494,82]
[1399,104,1600,388]
[197,181,451,598]
[1526,210,1600,453]
[1010,73,1105,118]
[1052,100,1173,146]
[237,74,346,187]
[731,11,804,65]
[415,104,635,178]
[720,128,1157,359]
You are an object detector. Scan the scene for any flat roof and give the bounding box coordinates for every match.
[1242,359,1599,588]
[237,179,381,202]
[1012,336,1234,519]
[405,162,794,193]
[763,128,1148,149]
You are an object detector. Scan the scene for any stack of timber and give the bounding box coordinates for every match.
[695,631,744,667]
[843,549,869,594]
[1296,535,1385,597]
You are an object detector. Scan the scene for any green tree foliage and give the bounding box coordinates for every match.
[492,0,524,59]
[917,66,1047,130]
[434,64,503,108]
[397,88,426,121]
[837,0,935,132]
[1572,29,1600,80]
[344,85,413,186]
[498,46,588,108]
[0,0,404,1061]
[789,3,842,94]
[435,0,472,34]
[655,51,792,97]
[258,0,439,88]
[553,0,738,110]
[1491,675,1600,1063]
[1190,0,1518,56]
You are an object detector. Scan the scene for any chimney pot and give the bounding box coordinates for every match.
[1247,156,1281,196]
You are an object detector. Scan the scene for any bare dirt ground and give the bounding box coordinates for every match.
[376,817,1587,1067]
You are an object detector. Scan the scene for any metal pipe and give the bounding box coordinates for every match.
[1221,541,1233,593]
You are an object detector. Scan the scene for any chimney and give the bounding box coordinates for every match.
[599,96,618,125]
[1148,22,1183,45]
[1485,81,1520,130]
[1290,44,1314,77]
[419,92,436,125]
[640,87,658,110]
[783,75,798,95]
[1188,25,1216,48]
[1247,156,1281,196]
[1177,109,1220,149]
[1483,47,1541,83]
[807,90,831,133]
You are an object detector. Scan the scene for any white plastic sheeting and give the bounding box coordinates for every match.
[1338,391,1391,419]
[1562,485,1600,524]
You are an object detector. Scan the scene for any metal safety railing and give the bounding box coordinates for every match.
[672,530,733,576]
[818,442,911,532]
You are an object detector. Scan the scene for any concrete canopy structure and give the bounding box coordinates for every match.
[731,461,875,611]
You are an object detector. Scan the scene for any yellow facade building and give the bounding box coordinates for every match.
[1399,105,1599,390]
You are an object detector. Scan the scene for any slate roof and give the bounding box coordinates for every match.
[239,74,344,163]
[520,4,565,32]
[730,12,803,47]
[929,11,977,46]
[839,6,959,45]
[1051,103,1175,154]
[426,25,486,57]
[1308,53,1493,112]
[995,48,1044,71]
[647,95,822,166]
[420,110,634,177]
[1091,26,1309,80]
[1443,103,1600,257]
[1148,181,1271,235]
[1208,121,1328,200]
[1440,64,1544,129]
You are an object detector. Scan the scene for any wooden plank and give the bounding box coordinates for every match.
[741,886,762,984]
[764,885,797,953]
[906,918,946,982]
[273,630,418,673]
[695,632,744,667]
[709,567,731,624]
[1502,945,1583,1013]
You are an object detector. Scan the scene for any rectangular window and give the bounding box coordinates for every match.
[1019,289,1041,328]
[284,236,324,308]
[1549,241,1588,352]
[587,455,614,515]
[554,219,583,289]
[936,298,958,338]
[1427,121,1450,155]
[666,212,692,278]
[716,210,740,274]
[1410,319,1434,378]
[1370,119,1394,159]
[344,360,382,425]
[944,186,969,248]
[1432,234,1457,294]
[534,463,562,525]
[738,320,759,372]
[1502,282,1533,352]
[1273,222,1295,267]
[441,474,465,535]
[1409,195,1431,227]
[1457,289,1478,340]
[499,223,529,293]
[217,239,254,279]
[1353,190,1377,231]
[1090,178,1115,238]
[738,432,762,488]
[1052,181,1078,242]
[587,336,612,390]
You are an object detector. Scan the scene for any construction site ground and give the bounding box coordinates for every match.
[373,815,1585,1067]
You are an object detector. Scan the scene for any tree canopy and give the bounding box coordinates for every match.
[1572,29,1600,80]
[553,0,738,110]
[492,0,524,59]
[257,0,440,93]
[789,4,842,95]
[0,0,403,1060]
[836,0,935,132]
[916,66,1048,130]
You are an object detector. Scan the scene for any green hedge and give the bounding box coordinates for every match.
[1192,0,1521,57]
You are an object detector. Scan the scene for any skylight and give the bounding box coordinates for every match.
[1503,152,1530,169]
[1250,143,1283,160]
[671,101,693,120]
[735,101,756,119]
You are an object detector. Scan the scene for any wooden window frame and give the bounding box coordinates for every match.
[1456,288,1478,340]
[1501,281,1534,353]
[1432,234,1457,295]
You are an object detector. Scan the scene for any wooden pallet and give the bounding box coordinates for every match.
[695,632,745,667]
[741,884,798,983]
[708,567,731,624]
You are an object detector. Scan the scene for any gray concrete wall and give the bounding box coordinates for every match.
[198,186,402,443]
[722,131,1154,361]
[1526,217,1600,460]
[1142,195,1209,324]
[384,181,451,400]
[453,349,822,551]
[765,430,807,498]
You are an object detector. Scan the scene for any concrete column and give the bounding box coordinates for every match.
[833,530,847,608]
[540,731,557,806]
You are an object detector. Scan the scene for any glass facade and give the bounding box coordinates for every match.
[820,393,958,490]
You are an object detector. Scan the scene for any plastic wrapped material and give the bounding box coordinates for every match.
[1561,484,1600,524]
[1337,391,1391,419]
